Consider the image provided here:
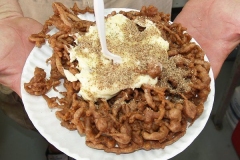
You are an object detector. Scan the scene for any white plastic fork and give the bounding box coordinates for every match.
[94,0,122,64]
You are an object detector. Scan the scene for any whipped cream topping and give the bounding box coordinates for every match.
[67,14,169,101]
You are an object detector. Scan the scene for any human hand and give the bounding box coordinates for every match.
[174,0,240,79]
[0,0,42,97]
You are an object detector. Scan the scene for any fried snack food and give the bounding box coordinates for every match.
[25,2,211,154]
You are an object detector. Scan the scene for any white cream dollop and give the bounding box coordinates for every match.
[67,14,169,101]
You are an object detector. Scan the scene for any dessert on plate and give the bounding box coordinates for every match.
[24,2,211,154]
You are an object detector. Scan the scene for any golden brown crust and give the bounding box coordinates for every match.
[24,3,211,154]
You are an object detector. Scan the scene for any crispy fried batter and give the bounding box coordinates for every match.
[25,3,211,154]
[24,67,52,95]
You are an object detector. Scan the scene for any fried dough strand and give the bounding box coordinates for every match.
[24,67,52,95]
[24,3,211,154]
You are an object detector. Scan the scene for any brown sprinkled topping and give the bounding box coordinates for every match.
[71,14,193,100]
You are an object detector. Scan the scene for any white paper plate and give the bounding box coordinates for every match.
[21,8,215,160]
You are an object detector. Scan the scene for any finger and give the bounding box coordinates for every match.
[0,0,23,19]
